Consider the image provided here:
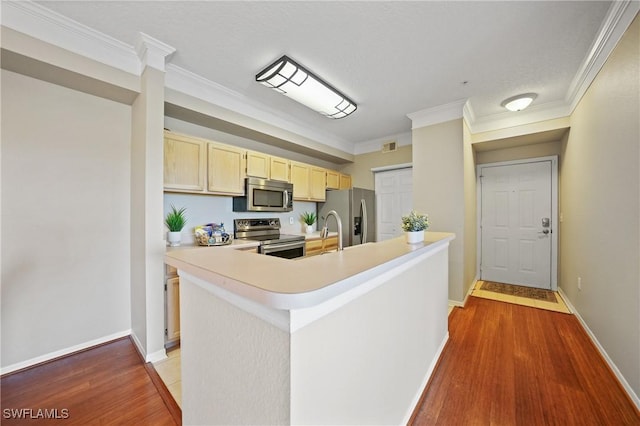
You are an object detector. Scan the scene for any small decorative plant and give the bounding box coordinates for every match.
[165,205,187,232]
[401,210,430,232]
[301,211,317,226]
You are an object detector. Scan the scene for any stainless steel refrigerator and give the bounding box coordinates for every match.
[318,188,375,247]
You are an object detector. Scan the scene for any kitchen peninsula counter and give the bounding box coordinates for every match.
[165,231,453,309]
[166,232,454,425]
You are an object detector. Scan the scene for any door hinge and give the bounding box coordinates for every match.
[164,284,167,291]
[164,328,168,337]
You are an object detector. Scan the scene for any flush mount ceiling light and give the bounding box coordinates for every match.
[256,55,357,119]
[501,93,538,112]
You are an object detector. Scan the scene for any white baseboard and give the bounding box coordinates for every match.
[448,277,478,308]
[147,348,168,363]
[129,331,167,364]
[558,288,640,410]
[402,332,450,424]
[0,330,131,376]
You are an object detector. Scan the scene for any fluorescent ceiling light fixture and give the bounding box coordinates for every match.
[501,93,537,112]
[256,55,357,119]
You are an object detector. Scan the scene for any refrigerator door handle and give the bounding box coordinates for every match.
[360,199,368,244]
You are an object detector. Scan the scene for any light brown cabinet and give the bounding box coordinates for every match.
[305,236,339,256]
[290,162,326,201]
[269,156,290,182]
[310,166,327,201]
[164,132,206,192]
[246,151,270,179]
[165,267,180,345]
[339,173,352,190]
[290,161,311,200]
[207,142,245,195]
[164,130,351,197]
[326,170,340,190]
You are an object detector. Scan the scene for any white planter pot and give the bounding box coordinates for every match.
[167,231,182,247]
[305,224,314,234]
[405,230,425,244]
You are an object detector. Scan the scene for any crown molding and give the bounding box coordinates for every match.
[135,32,175,72]
[407,99,467,130]
[1,0,140,74]
[565,0,639,113]
[463,0,639,134]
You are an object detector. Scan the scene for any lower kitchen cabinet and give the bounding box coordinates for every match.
[305,236,339,256]
[165,266,180,345]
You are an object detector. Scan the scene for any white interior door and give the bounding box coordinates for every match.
[480,161,553,289]
[375,168,413,241]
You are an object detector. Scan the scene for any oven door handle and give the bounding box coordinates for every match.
[261,241,305,253]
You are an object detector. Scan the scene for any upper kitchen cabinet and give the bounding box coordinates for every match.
[269,156,290,182]
[310,166,327,201]
[290,161,326,202]
[326,170,340,190]
[339,173,352,190]
[290,161,310,200]
[164,132,206,192]
[246,151,270,179]
[207,142,245,195]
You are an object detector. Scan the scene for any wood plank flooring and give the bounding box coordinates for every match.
[0,337,180,425]
[410,296,640,425]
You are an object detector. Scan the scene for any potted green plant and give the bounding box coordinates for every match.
[165,205,187,246]
[301,211,317,234]
[401,210,429,244]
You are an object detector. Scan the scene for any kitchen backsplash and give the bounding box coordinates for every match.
[164,193,318,244]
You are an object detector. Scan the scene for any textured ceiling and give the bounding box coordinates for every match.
[35,1,612,144]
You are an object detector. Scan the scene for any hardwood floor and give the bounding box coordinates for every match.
[0,337,181,425]
[410,296,640,425]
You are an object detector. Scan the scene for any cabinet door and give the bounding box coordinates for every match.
[310,167,327,201]
[339,173,352,190]
[166,277,180,342]
[305,236,338,256]
[207,142,245,194]
[164,133,206,192]
[270,156,290,182]
[326,170,340,190]
[290,161,310,200]
[246,151,269,179]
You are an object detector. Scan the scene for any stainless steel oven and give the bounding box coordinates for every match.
[232,178,293,212]
[234,218,306,259]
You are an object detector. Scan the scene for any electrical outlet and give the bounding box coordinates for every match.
[578,276,582,291]
[289,216,294,225]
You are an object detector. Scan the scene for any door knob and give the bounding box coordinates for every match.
[539,229,550,235]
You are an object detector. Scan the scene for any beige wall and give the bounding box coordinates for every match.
[340,145,412,190]
[413,119,468,302]
[462,121,477,299]
[559,15,639,396]
[1,70,132,369]
[475,140,563,164]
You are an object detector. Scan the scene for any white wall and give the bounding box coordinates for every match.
[559,15,639,398]
[1,70,132,370]
[163,193,318,243]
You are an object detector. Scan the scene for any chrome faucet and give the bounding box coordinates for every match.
[321,210,343,251]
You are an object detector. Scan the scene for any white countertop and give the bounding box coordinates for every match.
[165,232,455,309]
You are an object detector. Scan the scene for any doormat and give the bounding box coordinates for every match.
[480,281,557,302]
[471,281,571,314]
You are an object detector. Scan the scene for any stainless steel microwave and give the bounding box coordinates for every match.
[232,178,294,212]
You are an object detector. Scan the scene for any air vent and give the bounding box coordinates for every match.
[382,141,397,153]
